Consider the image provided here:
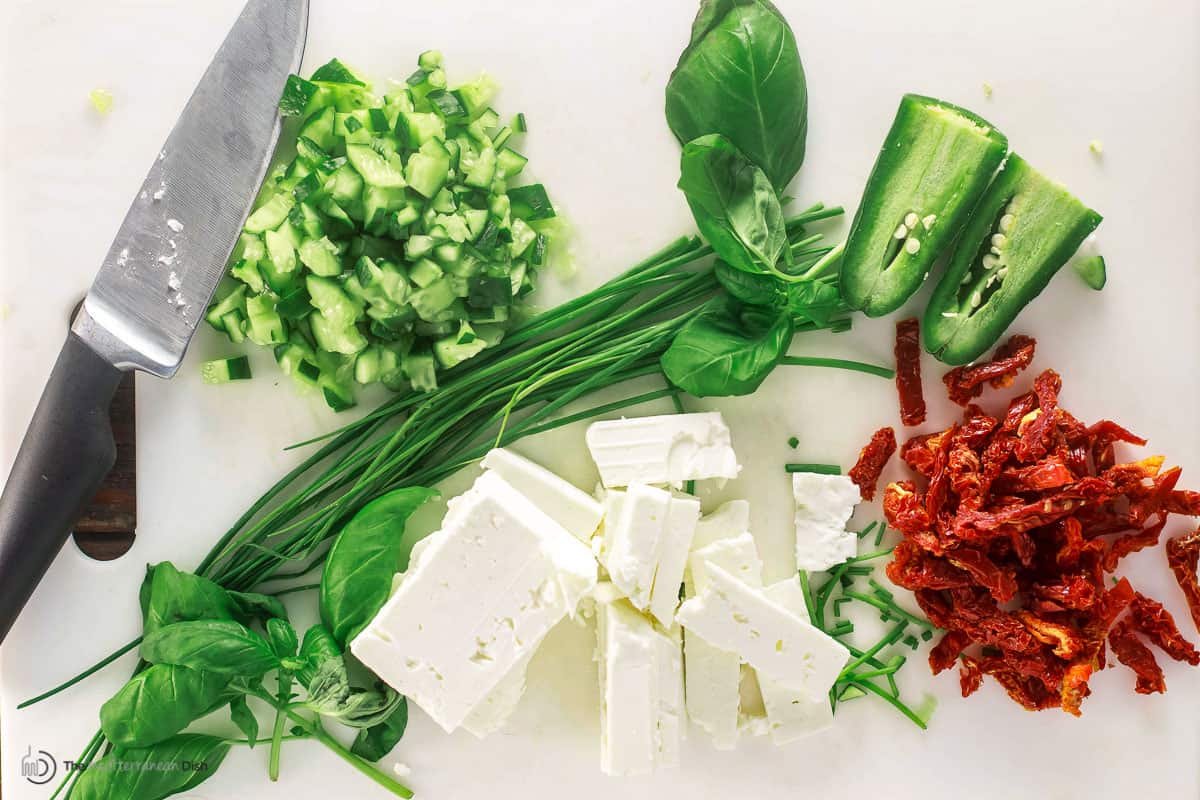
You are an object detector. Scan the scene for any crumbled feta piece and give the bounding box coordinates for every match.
[682,505,760,751]
[676,563,849,700]
[585,412,740,488]
[597,596,683,776]
[792,472,861,571]
[481,448,604,542]
[756,578,834,744]
[603,484,699,625]
[350,471,597,734]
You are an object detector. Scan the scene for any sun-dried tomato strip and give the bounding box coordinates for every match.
[847,426,896,501]
[942,334,1037,407]
[894,318,926,426]
[1032,574,1098,612]
[1128,592,1200,666]
[1103,514,1168,572]
[1108,619,1166,694]
[1013,370,1062,463]
[1060,662,1093,716]
[929,630,972,674]
[993,458,1076,494]
[947,548,1018,603]
[1016,611,1085,659]
[1165,528,1200,634]
[1165,490,1200,516]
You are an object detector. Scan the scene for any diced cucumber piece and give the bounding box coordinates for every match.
[405,139,450,198]
[464,146,497,188]
[463,208,489,238]
[354,345,383,384]
[509,217,537,259]
[433,331,488,369]
[409,258,443,288]
[310,310,367,355]
[508,184,555,220]
[433,213,471,243]
[418,50,443,70]
[346,144,406,189]
[473,322,506,347]
[306,275,362,327]
[409,277,457,320]
[299,106,337,150]
[219,310,247,343]
[434,242,462,266]
[202,356,252,384]
[363,185,408,233]
[455,75,498,120]
[431,187,457,213]
[497,147,528,178]
[205,284,247,331]
[320,374,357,412]
[229,258,265,294]
[469,305,510,324]
[403,351,438,392]
[397,110,446,148]
[405,234,436,260]
[491,126,513,150]
[245,295,287,346]
[264,225,300,274]
[468,274,512,308]
[291,202,326,239]
[393,205,420,229]
[245,193,294,233]
[328,164,365,214]
[428,89,468,122]
[298,236,343,277]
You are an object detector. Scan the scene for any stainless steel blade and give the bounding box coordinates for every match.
[74,0,308,377]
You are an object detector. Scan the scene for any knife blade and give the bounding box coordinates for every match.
[0,0,309,644]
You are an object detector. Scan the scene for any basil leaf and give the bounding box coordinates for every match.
[297,624,343,687]
[715,260,786,307]
[351,698,409,762]
[226,590,289,624]
[99,664,229,749]
[230,695,260,748]
[666,0,808,191]
[70,733,231,800]
[787,280,845,326]
[662,296,793,397]
[141,620,280,679]
[320,486,439,647]
[141,563,237,635]
[678,134,788,278]
[267,618,299,658]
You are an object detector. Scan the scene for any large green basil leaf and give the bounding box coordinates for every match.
[786,279,845,325]
[99,664,230,749]
[70,733,231,800]
[679,135,789,278]
[141,620,280,679]
[351,698,409,762]
[666,0,807,191]
[297,624,343,687]
[662,296,793,397]
[229,695,260,748]
[320,486,439,647]
[140,563,238,635]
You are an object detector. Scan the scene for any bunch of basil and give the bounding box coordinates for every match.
[73,488,435,800]
[661,0,846,397]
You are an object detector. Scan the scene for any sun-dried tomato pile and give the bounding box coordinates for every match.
[882,334,1200,714]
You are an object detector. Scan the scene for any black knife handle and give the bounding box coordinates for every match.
[0,333,124,643]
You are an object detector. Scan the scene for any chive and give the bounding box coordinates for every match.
[839,621,907,679]
[787,436,799,449]
[833,596,851,617]
[785,463,841,475]
[856,521,879,540]
[18,637,142,709]
[903,634,920,650]
[847,677,929,730]
[874,521,888,547]
[843,590,934,630]
[830,620,855,637]
[779,355,895,380]
[869,578,894,601]
[798,570,820,631]
[844,565,874,577]
[846,547,893,563]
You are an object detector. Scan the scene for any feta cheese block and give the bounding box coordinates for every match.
[461,651,534,739]
[604,484,700,625]
[756,578,835,744]
[597,596,684,776]
[481,448,604,543]
[676,563,849,700]
[682,507,762,751]
[350,471,598,734]
[585,412,740,488]
[591,487,626,568]
[792,472,862,572]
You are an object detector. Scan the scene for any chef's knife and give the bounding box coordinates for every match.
[0,0,309,644]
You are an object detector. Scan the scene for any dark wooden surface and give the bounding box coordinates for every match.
[72,372,136,560]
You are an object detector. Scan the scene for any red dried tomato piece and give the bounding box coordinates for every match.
[886,540,972,591]
[961,656,1061,710]
[993,458,1076,494]
[947,548,1018,603]
[942,334,1037,406]
[894,318,926,427]
[1165,528,1200,634]
[930,630,973,674]
[1031,574,1098,611]
[1165,490,1200,516]
[958,405,999,448]
[1013,370,1062,463]
[1103,514,1168,572]
[899,431,942,477]
[1088,420,1147,473]
[1060,662,1093,716]
[848,426,896,501]
[1108,618,1166,694]
[959,656,985,697]
[1016,611,1086,659]
[1128,592,1200,666]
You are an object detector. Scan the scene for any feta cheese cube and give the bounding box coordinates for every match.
[792,472,862,571]
[604,484,699,625]
[756,578,834,744]
[682,510,761,751]
[481,448,604,542]
[597,596,683,776]
[676,563,849,700]
[586,412,740,488]
[350,471,597,734]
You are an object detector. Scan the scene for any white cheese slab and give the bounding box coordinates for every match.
[792,472,862,572]
[688,532,764,596]
[350,471,598,734]
[597,596,684,776]
[691,499,751,551]
[585,412,740,488]
[481,448,605,542]
[604,484,700,626]
[462,651,535,739]
[676,563,849,701]
[756,578,835,744]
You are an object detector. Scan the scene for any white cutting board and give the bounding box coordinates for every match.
[2,1,1198,798]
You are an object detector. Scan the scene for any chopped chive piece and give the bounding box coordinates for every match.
[903,634,920,650]
[844,590,933,630]
[830,620,855,637]
[844,565,874,577]
[857,521,879,540]
[874,522,888,547]
[848,677,928,729]
[833,596,852,617]
[869,578,894,601]
[512,112,528,133]
[798,571,819,631]
[921,629,934,642]
[787,436,800,449]
[847,547,893,564]
[785,463,841,475]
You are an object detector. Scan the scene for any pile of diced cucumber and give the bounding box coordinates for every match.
[205,53,557,411]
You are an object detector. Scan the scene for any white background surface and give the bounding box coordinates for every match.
[2,1,1199,798]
